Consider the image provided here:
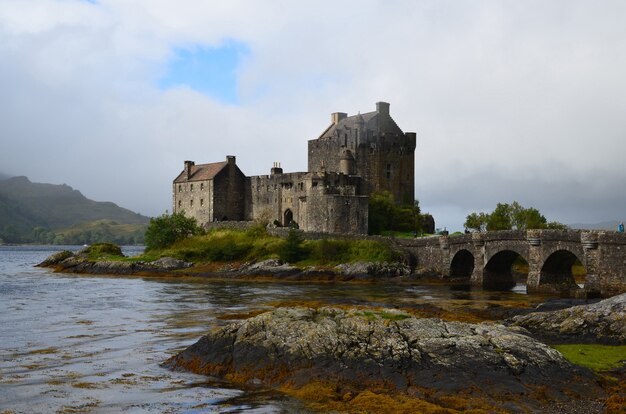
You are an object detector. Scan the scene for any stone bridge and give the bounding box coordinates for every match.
[393,229,626,297]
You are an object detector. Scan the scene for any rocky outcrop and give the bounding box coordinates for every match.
[167,307,602,411]
[510,293,626,344]
[37,251,192,275]
[333,261,411,277]
[236,259,299,276]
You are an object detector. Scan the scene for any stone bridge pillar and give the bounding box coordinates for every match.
[439,235,450,277]
[470,232,485,285]
[581,231,601,296]
[525,230,543,290]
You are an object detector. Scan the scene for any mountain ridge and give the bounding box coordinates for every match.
[0,176,149,244]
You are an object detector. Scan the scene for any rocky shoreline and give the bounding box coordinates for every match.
[37,250,419,281]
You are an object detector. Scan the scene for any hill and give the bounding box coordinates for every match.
[0,176,149,244]
[569,221,623,231]
[0,172,13,181]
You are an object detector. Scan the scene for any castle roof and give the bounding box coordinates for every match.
[317,104,403,141]
[173,161,227,183]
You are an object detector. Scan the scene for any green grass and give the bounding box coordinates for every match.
[81,243,124,260]
[553,344,626,371]
[139,228,401,266]
[360,310,411,321]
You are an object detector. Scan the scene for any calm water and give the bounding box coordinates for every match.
[0,245,546,413]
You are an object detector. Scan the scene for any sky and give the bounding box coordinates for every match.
[0,0,625,231]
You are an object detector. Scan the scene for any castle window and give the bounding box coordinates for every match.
[200,198,204,206]
[312,182,318,187]
[178,185,182,193]
[200,183,204,190]
[178,200,182,208]
[386,164,392,180]
[190,199,194,207]
[190,184,194,192]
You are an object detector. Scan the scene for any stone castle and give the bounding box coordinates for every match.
[173,102,416,234]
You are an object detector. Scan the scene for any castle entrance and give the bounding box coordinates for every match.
[283,209,293,227]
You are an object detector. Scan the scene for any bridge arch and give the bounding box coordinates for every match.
[450,249,474,280]
[483,250,528,290]
[539,249,584,289]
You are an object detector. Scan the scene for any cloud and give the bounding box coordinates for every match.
[0,0,625,231]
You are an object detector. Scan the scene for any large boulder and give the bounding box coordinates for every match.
[510,293,626,344]
[167,307,603,412]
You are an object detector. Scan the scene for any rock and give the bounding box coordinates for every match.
[237,259,298,275]
[36,250,75,267]
[334,261,411,277]
[167,307,602,411]
[148,257,193,270]
[510,293,626,344]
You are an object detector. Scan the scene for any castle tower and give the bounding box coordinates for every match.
[307,101,416,204]
[339,149,355,175]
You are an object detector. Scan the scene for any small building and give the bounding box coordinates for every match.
[173,156,247,223]
[172,101,416,234]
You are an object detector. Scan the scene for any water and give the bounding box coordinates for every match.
[0,246,548,413]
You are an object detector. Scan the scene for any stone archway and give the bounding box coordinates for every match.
[539,250,583,290]
[450,249,474,280]
[283,209,293,227]
[483,250,528,291]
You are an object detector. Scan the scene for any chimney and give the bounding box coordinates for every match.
[331,112,347,124]
[184,160,194,179]
[375,101,390,116]
[226,155,236,165]
[271,161,283,175]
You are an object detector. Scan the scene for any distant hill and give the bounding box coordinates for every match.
[0,176,149,244]
[569,221,623,231]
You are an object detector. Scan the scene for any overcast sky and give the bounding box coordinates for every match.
[1,0,625,231]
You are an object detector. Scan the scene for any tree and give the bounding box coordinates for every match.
[486,203,512,231]
[466,201,567,232]
[465,212,488,231]
[279,228,308,263]
[144,212,204,251]
[368,191,430,235]
[368,191,395,234]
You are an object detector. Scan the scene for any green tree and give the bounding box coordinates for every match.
[368,191,395,234]
[466,201,568,232]
[464,212,488,231]
[278,228,308,263]
[515,207,547,230]
[368,192,428,235]
[144,212,204,251]
[486,203,512,231]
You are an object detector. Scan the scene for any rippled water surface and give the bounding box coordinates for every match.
[0,245,548,413]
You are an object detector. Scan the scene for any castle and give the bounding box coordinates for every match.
[173,102,416,234]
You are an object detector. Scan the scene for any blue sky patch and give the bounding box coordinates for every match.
[159,41,249,104]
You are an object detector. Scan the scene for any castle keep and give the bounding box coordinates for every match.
[173,102,416,234]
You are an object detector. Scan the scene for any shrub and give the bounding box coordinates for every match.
[81,243,123,258]
[279,229,308,263]
[144,212,204,251]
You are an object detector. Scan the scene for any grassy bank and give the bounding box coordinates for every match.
[553,344,626,371]
[141,227,401,266]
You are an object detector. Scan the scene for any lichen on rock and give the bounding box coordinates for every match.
[167,307,603,412]
[510,292,626,344]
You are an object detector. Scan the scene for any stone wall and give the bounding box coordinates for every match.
[211,160,247,221]
[173,179,215,224]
